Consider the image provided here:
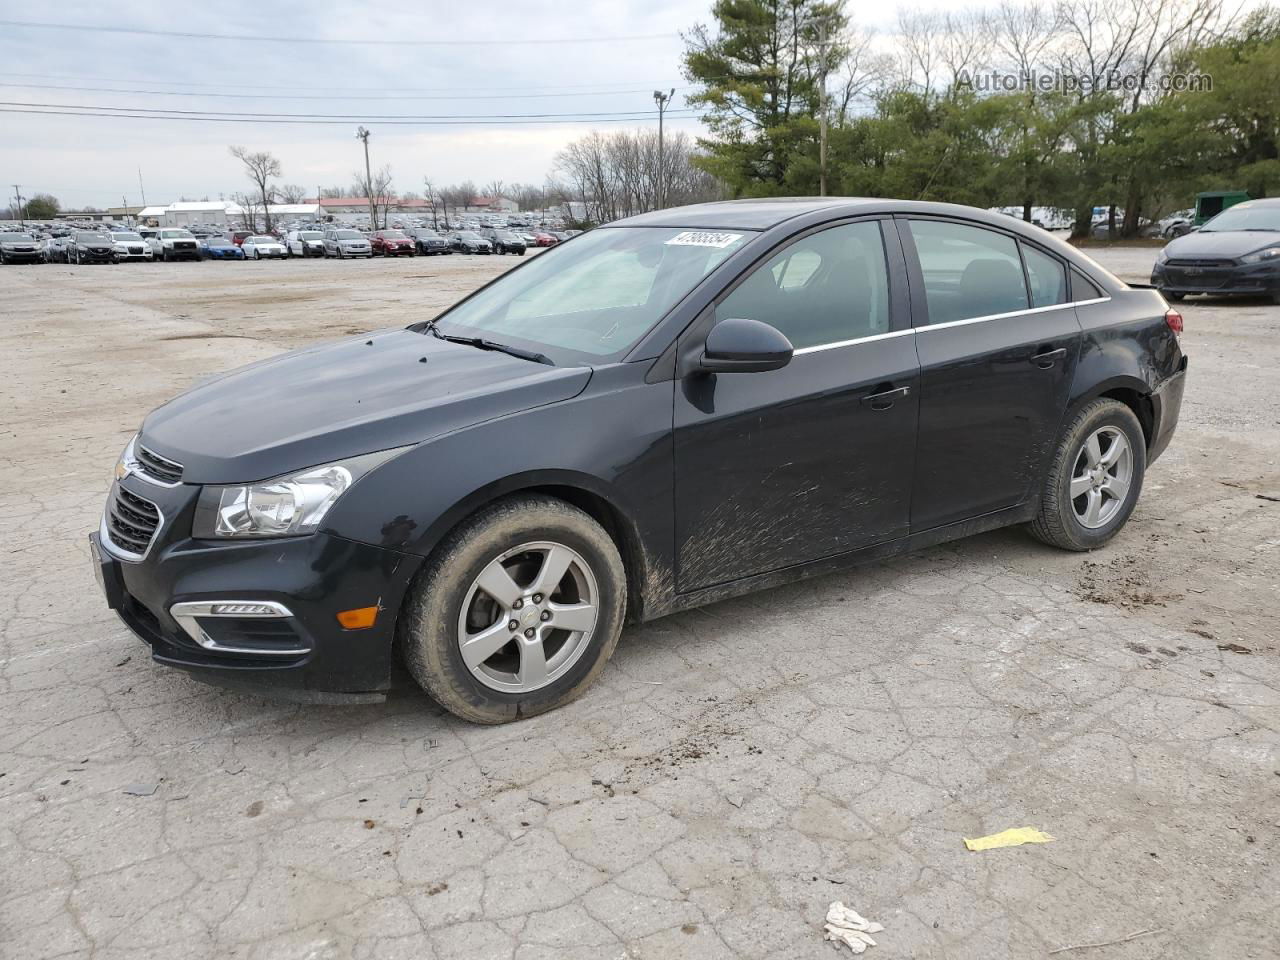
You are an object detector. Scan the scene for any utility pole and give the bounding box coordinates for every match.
[137,167,147,207]
[316,185,322,225]
[818,20,829,197]
[355,126,375,228]
[652,88,675,210]
[11,185,23,227]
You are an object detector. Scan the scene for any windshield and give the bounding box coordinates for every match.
[249,236,275,243]
[457,231,483,240]
[334,230,362,239]
[209,238,232,246]
[381,230,407,239]
[160,230,192,239]
[76,232,108,241]
[433,226,752,361]
[1202,204,1280,232]
[112,232,142,241]
[299,231,322,239]
[5,234,34,242]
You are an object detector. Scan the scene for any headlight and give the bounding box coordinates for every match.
[193,447,409,539]
[1240,246,1280,264]
[1155,248,1169,264]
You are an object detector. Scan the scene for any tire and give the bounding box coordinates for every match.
[254,250,261,260]
[400,495,627,724]
[1165,291,1185,301]
[1029,399,1146,551]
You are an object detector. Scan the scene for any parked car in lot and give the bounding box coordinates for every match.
[43,235,71,263]
[409,228,452,256]
[1151,198,1280,303]
[449,230,493,254]
[110,231,153,262]
[69,230,117,264]
[482,229,527,256]
[324,228,373,259]
[242,235,288,260]
[286,229,326,258]
[371,229,416,257]
[156,228,201,262]
[229,230,253,247]
[201,236,246,261]
[531,231,558,247]
[91,198,1185,723]
[0,232,43,264]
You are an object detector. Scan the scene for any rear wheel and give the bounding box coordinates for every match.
[1029,399,1146,551]
[1165,291,1186,301]
[400,496,626,724]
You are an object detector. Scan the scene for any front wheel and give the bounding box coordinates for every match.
[1028,399,1146,551]
[400,496,626,724]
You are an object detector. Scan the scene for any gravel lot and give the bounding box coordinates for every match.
[1,249,1278,960]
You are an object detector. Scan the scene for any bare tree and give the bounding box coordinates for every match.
[353,164,395,228]
[276,183,308,204]
[481,180,508,201]
[422,177,443,228]
[229,145,282,231]
[230,191,262,232]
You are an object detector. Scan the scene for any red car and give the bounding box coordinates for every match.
[370,229,416,257]
[532,231,559,247]
[229,230,253,247]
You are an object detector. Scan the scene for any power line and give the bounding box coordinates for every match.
[0,80,694,102]
[0,19,678,47]
[0,70,684,94]
[0,100,697,121]
[0,106,698,126]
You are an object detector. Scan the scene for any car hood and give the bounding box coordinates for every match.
[140,328,592,484]
[1165,229,1280,260]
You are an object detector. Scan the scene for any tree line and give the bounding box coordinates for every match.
[682,0,1280,238]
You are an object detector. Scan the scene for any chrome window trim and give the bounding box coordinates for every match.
[793,327,915,355]
[917,296,1112,333]
[789,295,1112,353]
[169,600,308,656]
[99,488,164,563]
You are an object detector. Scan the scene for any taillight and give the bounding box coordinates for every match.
[1164,308,1184,336]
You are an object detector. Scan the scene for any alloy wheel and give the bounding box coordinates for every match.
[1070,426,1133,529]
[457,541,599,693]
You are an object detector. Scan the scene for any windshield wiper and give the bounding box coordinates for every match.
[428,325,554,365]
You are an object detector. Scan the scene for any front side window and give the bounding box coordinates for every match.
[909,220,1029,325]
[435,226,750,360]
[1021,244,1068,307]
[715,221,891,350]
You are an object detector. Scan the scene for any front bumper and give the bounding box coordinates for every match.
[78,248,115,262]
[163,247,201,261]
[93,475,423,700]
[381,245,415,256]
[1152,260,1280,296]
[1,248,42,261]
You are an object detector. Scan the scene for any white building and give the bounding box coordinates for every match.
[137,201,322,227]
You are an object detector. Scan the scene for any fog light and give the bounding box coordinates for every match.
[337,606,379,630]
[210,602,284,617]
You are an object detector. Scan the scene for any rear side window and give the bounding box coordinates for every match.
[1021,244,1068,307]
[716,221,891,350]
[909,220,1029,325]
[1070,268,1104,301]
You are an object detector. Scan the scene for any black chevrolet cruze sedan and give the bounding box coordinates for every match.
[1151,197,1280,303]
[92,198,1187,722]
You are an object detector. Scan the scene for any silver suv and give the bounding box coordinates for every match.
[323,229,372,259]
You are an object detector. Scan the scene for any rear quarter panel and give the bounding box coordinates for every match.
[1069,289,1183,407]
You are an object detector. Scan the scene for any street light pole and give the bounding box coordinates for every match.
[818,21,829,197]
[356,126,375,228]
[652,88,674,210]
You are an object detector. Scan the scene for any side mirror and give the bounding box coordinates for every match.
[700,317,794,373]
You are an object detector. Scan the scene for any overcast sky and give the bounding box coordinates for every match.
[1,0,1249,210]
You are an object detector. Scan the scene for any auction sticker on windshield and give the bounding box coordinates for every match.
[665,231,744,248]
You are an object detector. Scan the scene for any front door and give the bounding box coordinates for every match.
[673,219,919,592]
[902,217,1082,530]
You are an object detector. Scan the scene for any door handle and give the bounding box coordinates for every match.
[860,385,910,410]
[1031,347,1066,369]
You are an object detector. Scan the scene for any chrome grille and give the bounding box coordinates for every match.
[106,485,161,557]
[136,444,183,484]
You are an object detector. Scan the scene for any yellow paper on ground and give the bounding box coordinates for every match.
[963,827,1055,851]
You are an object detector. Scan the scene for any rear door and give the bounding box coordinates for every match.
[673,218,919,591]
[901,217,1082,530]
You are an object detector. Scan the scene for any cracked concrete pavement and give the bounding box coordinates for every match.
[1,250,1278,959]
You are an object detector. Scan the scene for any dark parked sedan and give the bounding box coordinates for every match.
[92,198,1185,722]
[484,229,527,255]
[0,232,43,264]
[409,228,452,256]
[1151,198,1280,303]
[450,230,492,254]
